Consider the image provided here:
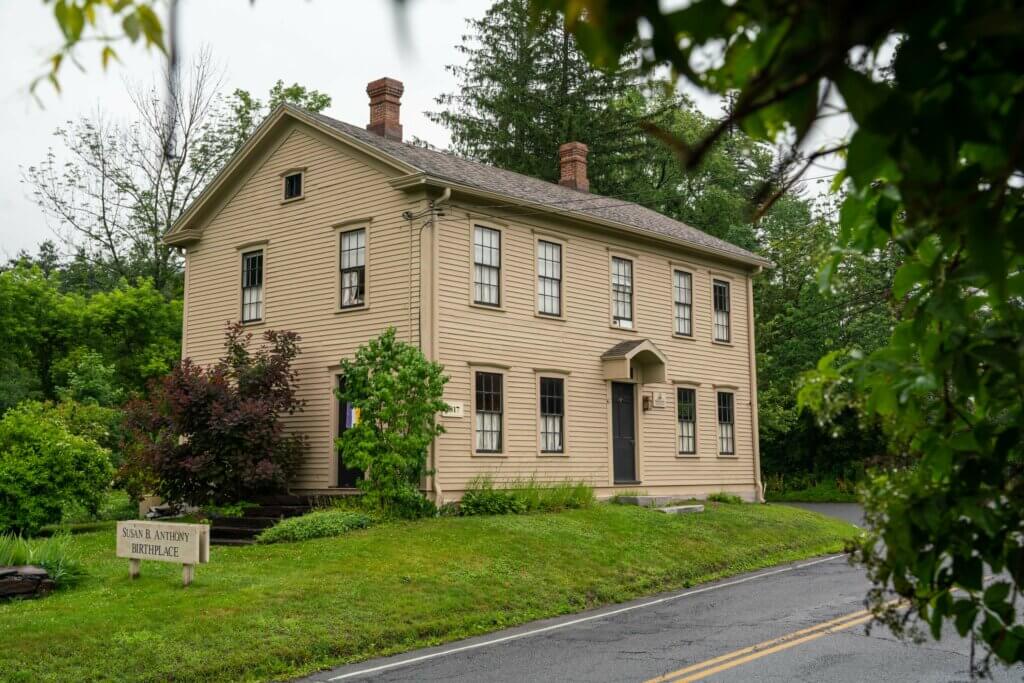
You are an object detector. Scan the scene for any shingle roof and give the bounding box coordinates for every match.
[301,107,767,267]
[601,340,649,359]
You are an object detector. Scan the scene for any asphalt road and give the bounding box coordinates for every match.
[299,505,1020,683]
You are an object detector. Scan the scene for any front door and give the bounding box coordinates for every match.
[611,382,637,483]
[336,376,363,488]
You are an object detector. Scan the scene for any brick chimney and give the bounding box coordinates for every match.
[366,77,404,141]
[558,141,589,192]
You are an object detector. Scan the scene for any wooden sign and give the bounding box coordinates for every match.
[442,401,464,418]
[116,521,210,587]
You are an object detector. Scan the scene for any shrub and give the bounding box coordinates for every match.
[0,403,113,536]
[0,532,85,587]
[459,476,594,516]
[255,509,374,544]
[707,492,744,504]
[201,501,257,519]
[122,323,306,506]
[336,328,448,518]
[55,349,123,407]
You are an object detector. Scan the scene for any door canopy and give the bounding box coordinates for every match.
[601,339,668,384]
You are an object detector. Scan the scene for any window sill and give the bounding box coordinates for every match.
[613,480,642,486]
[280,195,305,205]
[469,302,506,313]
[712,339,734,347]
[717,453,738,458]
[609,323,638,333]
[534,312,566,322]
[335,305,369,315]
[240,319,266,327]
[673,333,697,342]
[537,451,568,458]
[676,453,699,458]
[470,451,508,458]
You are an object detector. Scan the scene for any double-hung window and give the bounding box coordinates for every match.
[674,270,693,336]
[677,388,696,454]
[340,228,366,308]
[717,391,735,455]
[539,377,565,453]
[473,226,501,306]
[241,250,263,322]
[537,240,562,316]
[475,371,503,452]
[713,279,731,342]
[611,256,633,328]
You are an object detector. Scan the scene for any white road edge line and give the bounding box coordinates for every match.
[325,553,848,681]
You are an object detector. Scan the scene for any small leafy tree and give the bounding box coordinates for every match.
[122,323,305,505]
[336,328,448,517]
[0,402,113,536]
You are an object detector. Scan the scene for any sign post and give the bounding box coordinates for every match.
[116,521,210,587]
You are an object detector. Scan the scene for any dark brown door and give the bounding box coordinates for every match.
[612,382,637,483]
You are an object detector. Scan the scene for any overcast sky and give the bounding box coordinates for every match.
[0,0,846,261]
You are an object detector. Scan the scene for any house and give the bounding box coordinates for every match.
[164,78,771,503]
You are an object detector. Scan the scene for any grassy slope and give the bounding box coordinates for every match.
[0,503,855,683]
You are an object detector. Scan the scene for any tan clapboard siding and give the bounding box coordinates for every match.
[433,202,758,498]
[183,123,422,488]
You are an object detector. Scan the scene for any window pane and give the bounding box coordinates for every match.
[340,229,366,307]
[677,388,696,454]
[475,372,503,452]
[539,377,564,453]
[284,173,302,199]
[713,280,730,341]
[674,270,692,336]
[474,227,501,305]
[717,392,735,454]
[537,240,562,316]
[612,257,633,324]
[241,250,263,322]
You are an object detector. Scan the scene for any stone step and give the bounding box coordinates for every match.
[209,525,262,540]
[615,495,691,508]
[243,505,311,519]
[210,516,277,530]
[210,537,255,546]
[656,504,705,515]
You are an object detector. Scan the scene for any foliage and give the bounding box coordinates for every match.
[24,49,332,297]
[0,504,854,681]
[459,475,594,516]
[61,490,137,525]
[0,265,182,406]
[55,349,122,406]
[763,474,861,504]
[0,403,113,536]
[0,533,85,588]
[539,0,1024,667]
[255,509,375,544]
[706,492,743,505]
[122,323,306,506]
[335,328,448,518]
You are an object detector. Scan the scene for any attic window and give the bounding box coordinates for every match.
[283,172,303,200]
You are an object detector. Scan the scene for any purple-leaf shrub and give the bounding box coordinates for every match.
[122,323,306,505]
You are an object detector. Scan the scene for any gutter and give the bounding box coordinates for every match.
[389,173,773,271]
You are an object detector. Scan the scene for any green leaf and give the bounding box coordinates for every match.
[893,262,929,298]
[834,66,891,124]
[122,13,141,42]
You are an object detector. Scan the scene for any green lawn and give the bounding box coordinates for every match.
[0,503,856,683]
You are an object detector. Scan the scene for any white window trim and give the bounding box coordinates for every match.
[671,266,696,339]
[237,240,268,325]
[715,389,737,456]
[535,370,570,456]
[333,218,372,314]
[534,235,567,320]
[468,222,506,311]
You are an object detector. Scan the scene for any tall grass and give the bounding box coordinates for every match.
[459,475,594,516]
[0,533,85,587]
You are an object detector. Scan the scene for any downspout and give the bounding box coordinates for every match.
[426,187,451,504]
[746,269,765,502]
